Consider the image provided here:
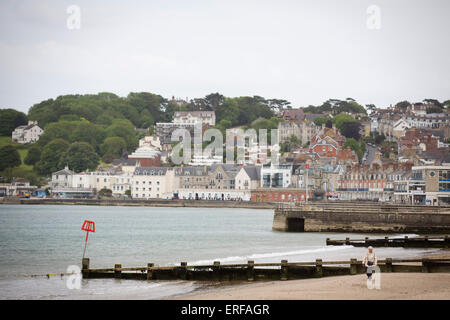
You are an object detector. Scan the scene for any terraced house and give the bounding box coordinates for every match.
[337,167,391,202]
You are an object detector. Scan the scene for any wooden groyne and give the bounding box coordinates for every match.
[326,236,450,248]
[273,203,450,233]
[81,257,450,282]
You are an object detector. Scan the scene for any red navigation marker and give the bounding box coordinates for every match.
[81,220,95,260]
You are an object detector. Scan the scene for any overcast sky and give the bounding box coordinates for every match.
[0,0,449,113]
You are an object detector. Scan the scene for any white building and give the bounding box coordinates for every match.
[139,135,161,149]
[51,166,74,188]
[188,154,223,166]
[131,167,177,199]
[235,166,261,191]
[392,119,410,139]
[173,111,216,126]
[12,121,43,144]
[261,164,292,188]
[175,188,251,201]
[71,171,132,196]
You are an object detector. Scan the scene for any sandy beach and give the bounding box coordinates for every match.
[174,273,450,300]
[174,252,450,300]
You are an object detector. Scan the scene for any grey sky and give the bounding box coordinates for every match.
[0,0,449,113]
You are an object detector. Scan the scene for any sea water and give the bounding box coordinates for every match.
[0,205,443,299]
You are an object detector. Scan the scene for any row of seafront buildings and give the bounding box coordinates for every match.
[48,161,450,206]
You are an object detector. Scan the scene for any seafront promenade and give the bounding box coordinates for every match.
[0,197,276,209]
[273,202,450,233]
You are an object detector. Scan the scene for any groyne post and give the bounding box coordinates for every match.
[345,237,350,245]
[82,258,90,278]
[180,262,187,280]
[365,237,369,245]
[315,259,323,277]
[147,263,154,280]
[384,236,389,247]
[385,258,392,272]
[213,261,220,280]
[281,260,288,281]
[82,258,90,270]
[422,258,430,273]
[247,260,254,281]
[114,264,122,279]
[350,258,357,275]
[404,236,409,248]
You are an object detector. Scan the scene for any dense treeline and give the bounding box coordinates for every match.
[303,98,367,115]
[1,92,285,176]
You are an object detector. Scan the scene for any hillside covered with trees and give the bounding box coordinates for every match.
[1,91,448,185]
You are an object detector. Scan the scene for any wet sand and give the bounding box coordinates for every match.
[174,273,450,300]
[173,252,450,300]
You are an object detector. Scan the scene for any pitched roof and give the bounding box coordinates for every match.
[53,167,74,176]
[243,166,261,180]
[134,167,169,176]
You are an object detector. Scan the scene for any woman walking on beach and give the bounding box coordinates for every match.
[363,246,377,280]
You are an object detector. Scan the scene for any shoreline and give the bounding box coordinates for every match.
[0,198,276,209]
[171,251,450,300]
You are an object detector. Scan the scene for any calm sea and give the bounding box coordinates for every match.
[0,204,443,299]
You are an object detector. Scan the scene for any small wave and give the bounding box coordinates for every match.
[186,245,353,266]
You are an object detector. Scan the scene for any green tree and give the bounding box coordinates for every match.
[105,119,138,151]
[426,106,443,114]
[216,98,240,125]
[0,145,21,171]
[35,139,70,175]
[0,109,28,136]
[70,121,105,150]
[219,119,232,129]
[340,121,361,140]
[395,101,411,111]
[98,188,112,197]
[313,116,331,126]
[343,138,364,162]
[443,100,450,108]
[100,136,127,157]
[24,145,41,165]
[333,113,356,131]
[59,142,99,173]
[37,121,76,147]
